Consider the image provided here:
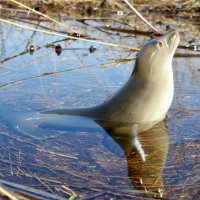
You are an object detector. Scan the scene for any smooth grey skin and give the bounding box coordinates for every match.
[41,29,180,135]
[0,29,179,139]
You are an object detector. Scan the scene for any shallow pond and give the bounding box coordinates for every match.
[0,13,199,200]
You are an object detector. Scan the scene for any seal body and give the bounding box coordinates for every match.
[0,30,180,138]
[42,29,180,133]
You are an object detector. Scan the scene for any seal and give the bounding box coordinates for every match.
[0,29,179,139]
[42,29,180,135]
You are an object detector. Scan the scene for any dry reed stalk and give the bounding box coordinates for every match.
[0,18,139,52]
[3,0,141,52]
[101,58,135,67]
[60,185,78,197]
[123,0,158,32]
[0,179,68,200]
[0,186,19,200]
[0,66,93,89]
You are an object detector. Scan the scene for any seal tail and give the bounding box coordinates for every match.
[0,104,105,139]
[40,105,104,119]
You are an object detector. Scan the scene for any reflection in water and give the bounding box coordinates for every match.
[103,121,169,198]
[0,103,169,198]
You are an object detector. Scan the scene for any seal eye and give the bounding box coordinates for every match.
[157,41,163,47]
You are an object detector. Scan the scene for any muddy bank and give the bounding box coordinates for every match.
[1,0,199,42]
[2,0,200,18]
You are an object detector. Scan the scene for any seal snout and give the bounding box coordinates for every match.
[167,29,179,42]
[160,29,180,53]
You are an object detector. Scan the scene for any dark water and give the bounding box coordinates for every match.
[0,19,199,199]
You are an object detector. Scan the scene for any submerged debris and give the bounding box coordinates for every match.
[89,45,96,53]
[29,44,35,55]
[55,44,62,56]
[27,41,35,55]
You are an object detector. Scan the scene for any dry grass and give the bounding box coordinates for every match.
[2,0,199,17]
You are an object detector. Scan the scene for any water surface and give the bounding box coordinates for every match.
[0,17,199,199]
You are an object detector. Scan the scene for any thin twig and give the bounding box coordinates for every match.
[0,37,70,64]
[0,66,93,90]
[60,185,77,197]
[175,53,200,57]
[101,58,135,67]
[97,26,162,37]
[123,0,158,32]
[0,18,139,51]
[25,168,54,194]
[8,151,14,176]
[0,179,67,200]
[36,148,78,159]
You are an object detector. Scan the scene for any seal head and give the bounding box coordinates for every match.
[134,29,180,79]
